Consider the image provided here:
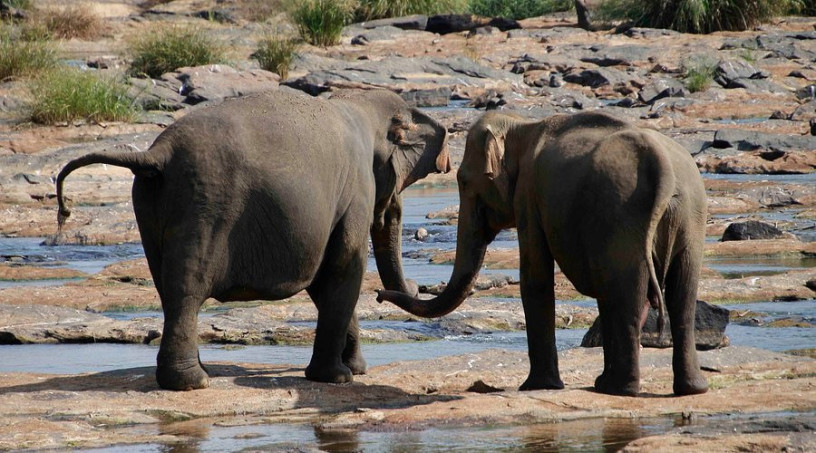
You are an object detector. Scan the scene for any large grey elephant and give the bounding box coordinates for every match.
[56,89,450,390]
[378,111,708,397]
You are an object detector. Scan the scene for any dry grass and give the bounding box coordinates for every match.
[36,3,106,40]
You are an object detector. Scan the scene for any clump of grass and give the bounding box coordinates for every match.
[232,0,286,22]
[28,69,139,124]
[596,0,800,33]
[37,4,105,40]
[468,0,573,20]
[354,0,469,21]
[3,0,32,10]
[290,0,352,47]
[128,26,226,78]
[0,25,57,80]
[252,35,299,79]
[683,58,717,93]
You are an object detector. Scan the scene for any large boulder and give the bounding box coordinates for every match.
[721,220,788,241]
[284,56,521,95]
[161,65,281,105]
[638,78,688,104]
[581,300,730,350]
[712,128,816,151]
[425,14,520,35]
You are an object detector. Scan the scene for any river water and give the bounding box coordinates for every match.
[1,180,815,451]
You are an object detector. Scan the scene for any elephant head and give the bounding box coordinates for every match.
[378,112,528,315]
[337,90,451,297]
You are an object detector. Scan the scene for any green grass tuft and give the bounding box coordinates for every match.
[28,69,139,124]
[596,0,800,33]
[3,0,32,9]
[354,0,469,21]
[468,0,573,20]
[0,24,57,80]
[252,35,299,80]
[290,0,352,47]
[128,26,226,78]
[683,58,717,93]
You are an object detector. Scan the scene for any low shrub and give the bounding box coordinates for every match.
[252,35,299,79]
[683,58,717,93]
[468,0,573,20]
[28,68,139,124]
[0,25,57,80]
[354,0,468,21]
[596,0,800,33]
[128,26,225,78]
[37,4,104,40]
[290,0,352,47]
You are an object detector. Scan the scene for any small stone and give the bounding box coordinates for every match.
[467,380,503,393]
[415,227,429,241]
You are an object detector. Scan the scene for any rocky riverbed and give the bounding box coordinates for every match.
[1,0,815,450]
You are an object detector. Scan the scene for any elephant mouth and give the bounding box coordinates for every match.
[436,146,452,173]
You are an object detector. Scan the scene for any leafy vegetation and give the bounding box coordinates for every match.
[252,35,299,79]
[683,58,717,93]
[354,0,468,21]
[468,0,573,20]
[28,69,138,124]
[596,0,802,34]
[128,26,225,78]
[0,24,57,80]
[290,0,353,46]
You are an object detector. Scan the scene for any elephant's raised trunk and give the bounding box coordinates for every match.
[377,195,493,318]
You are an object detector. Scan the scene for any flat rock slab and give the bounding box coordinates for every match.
[0,347,813,451]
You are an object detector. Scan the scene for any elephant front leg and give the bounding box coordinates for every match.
[342,314,367,375]
[157,294,209,390]
[518,228,564,391]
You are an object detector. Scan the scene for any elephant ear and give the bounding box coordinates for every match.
[483,124,505,180]
[387,108,450,193]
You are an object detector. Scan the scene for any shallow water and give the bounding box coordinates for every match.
[2,188,815,451]
[87,415,679,453]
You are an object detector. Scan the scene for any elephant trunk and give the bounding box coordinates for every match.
[371,196,418,297]
[377,195,492,318]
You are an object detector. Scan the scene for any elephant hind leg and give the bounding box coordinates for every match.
[665,248,708,396]
[593,270,648,397]
[156,292,210,390]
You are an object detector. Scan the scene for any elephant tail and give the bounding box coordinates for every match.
[643,131,676,344]
[56,145,165,231]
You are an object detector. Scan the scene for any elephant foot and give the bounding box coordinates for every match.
[673,374,708,396]
[305,361,353,384]
[519,374,564,391]
[594,372,639,397]
[344,355,367,376]
[156,361,210,391]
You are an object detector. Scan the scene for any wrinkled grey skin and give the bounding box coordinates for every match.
[57,90,450,390]
[379,111,708,397]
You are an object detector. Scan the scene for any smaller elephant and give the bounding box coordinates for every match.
[378,111,708,397]
[57,89,450,390]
